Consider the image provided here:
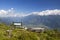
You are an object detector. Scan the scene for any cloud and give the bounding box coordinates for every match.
[0,8,11,17]
[0,8,60,17]
[32,9,60,16]
[0,10,8,14]
[0,8,28,17]
[0,8,32,17]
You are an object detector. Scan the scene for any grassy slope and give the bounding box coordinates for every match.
[0,23,60,40]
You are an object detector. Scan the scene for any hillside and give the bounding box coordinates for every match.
[0,15,60,29]
[22,15,60,29]
[0,23,60,40]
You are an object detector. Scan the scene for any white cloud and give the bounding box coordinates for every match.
[0,8,60,17]
[0,8,32,17]
[0,10,8,14]
[0,8,27,17]
[32,9,60,16]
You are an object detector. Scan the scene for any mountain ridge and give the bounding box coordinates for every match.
[0,14,60,29]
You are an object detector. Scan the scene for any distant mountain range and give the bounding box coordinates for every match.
[0,14,60,29]
[22,15,60,29]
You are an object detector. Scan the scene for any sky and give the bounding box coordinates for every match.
[0,0,60,17]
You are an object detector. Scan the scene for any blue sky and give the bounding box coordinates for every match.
[0,0,60,17]
[0,0,60,13]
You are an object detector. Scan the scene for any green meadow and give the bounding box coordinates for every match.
[0,23,60,40]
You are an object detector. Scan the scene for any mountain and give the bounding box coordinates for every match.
[0,14,60,29]
[22,15,60,29]
[0,17,22,24]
